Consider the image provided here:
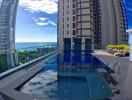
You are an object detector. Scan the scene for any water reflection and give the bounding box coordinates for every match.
[57,50,113,75]
[20,51,113,100]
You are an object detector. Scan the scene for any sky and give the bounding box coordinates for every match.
[16,0,132,42]
[124,0,132,28]
[16,0,58,42]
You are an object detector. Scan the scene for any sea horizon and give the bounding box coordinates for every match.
[15,42,57,49]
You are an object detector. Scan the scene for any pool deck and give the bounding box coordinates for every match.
[0,53,58,100]
[93,50,132,100]
[0,50,132,100]
[0,60,49,100]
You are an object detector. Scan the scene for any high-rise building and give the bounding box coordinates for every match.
[0,0,19,67]
[58,0,94,51]
[99,0,128,48]
[58,0,128,50]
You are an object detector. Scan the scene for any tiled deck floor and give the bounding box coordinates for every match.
[94,50,132,100]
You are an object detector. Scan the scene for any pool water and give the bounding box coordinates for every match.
[20,51,113,100]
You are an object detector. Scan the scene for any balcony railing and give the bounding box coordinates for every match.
[0,46,57,74]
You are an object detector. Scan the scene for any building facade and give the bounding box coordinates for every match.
[58,0,94,52]
[99,0,128,48]
[0,0,19,67]
[58,0,128,50]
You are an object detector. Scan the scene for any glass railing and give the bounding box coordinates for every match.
[0,46,57,74]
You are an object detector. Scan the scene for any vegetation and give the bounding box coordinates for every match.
[18,51,38,64]
[17,47,56,65]
[0,54,7,73]
[0,47,56,73]
[106,45,130,52]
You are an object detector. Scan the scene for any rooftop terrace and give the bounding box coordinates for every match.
[0,50,131,100]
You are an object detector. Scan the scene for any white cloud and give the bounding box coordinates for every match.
[126,7,132,12]
[33,17,57,26]
[48,20,57,26]
[32,18,39,22]
[36,22,48,26]
[39,17,48,21]
[19,0,58,14]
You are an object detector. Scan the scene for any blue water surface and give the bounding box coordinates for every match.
[20,51,113,100]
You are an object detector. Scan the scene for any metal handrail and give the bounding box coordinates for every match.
[113,62,120,71]
[0,50,59,80]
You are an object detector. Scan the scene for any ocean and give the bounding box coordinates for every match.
[15,42,57,49]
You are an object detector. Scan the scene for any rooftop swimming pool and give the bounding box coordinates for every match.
[20,51,113,100]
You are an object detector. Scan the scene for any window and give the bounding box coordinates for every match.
[73,30,76,35]
[73,16,75,21]
[73,23,75,28]
[73,10,75,15]
[73,4,75,8]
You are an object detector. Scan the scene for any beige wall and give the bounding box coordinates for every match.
[58,0,127,50]
[58,0,93,50]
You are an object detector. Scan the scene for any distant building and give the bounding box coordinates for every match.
[0,0,19,67]
[37,47,47,56]
[58,0,128,50]
[37,46,56,56]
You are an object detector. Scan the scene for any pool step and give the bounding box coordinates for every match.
[58,71,91,78]
[58,71,113,99]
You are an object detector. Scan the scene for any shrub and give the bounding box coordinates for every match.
[106,45,130,52]
[124,46,130,52]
